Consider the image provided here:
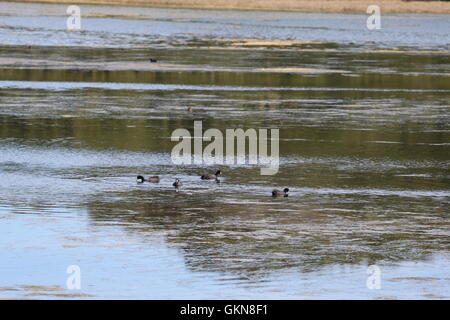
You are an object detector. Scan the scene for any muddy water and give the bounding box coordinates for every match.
[0,2,449,299]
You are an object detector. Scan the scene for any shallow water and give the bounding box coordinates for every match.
[0,2,449,299]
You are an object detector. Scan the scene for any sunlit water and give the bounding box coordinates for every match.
[0,2,449,299]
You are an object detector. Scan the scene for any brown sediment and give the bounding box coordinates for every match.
[3,0,450,14]
[14,285,95,298]
[23,292,95,297]
[0,287,21,291]
[211,39,323,46]
[82,13,154,20]
[422,293,449,299]
[20,285,63,291]
[255,67,349,74]
[0,57,351,74]
[63,236,92,241]
[360,49,450,54]
[388,276,443,282]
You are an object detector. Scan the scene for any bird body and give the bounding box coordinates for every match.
[148,176,160,183]
[201,170,222,180]
[272,188,289,197]
[137,175,160,183]
[173,178,182,189]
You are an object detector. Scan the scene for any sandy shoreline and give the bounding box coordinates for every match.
[3,0,450,14]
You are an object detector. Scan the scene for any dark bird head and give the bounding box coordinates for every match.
[173,178,181,191]
[215,170,222,176]
[283,188,289,193]
[137,175,145,183]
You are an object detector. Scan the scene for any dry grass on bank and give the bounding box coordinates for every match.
[5,0,450,14]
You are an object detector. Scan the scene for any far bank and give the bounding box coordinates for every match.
[3,0,450,14]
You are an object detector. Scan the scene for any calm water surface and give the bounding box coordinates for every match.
[0,2,449,299]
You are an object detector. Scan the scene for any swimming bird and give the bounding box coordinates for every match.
[136,175,160,183]
[150,58,157,63]
[173,178,182,189]
[272,188,289,197]
[201,170,222,180]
